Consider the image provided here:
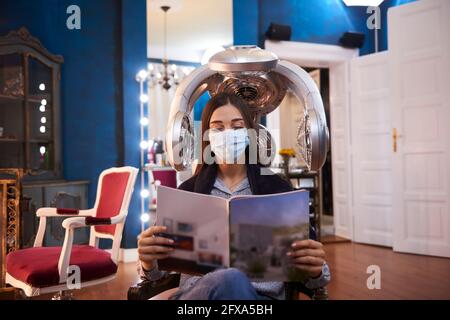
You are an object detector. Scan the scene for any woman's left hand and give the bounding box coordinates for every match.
[288,239,326,278]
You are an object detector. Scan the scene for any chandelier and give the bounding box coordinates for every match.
[142,5,193,90]
[145,61,194,90]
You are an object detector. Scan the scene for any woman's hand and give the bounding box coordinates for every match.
[288,239,326,278]
[138,225,174,271]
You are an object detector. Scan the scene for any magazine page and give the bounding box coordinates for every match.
[155,185,230,275]
[228,189,310,282]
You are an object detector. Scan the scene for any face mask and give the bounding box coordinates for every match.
[209,128,249,164]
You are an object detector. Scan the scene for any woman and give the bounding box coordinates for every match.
[138,93,330,300]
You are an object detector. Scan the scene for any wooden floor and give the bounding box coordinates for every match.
[34,241,450,300]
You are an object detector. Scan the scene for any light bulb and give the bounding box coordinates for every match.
[41,99,47,106]
[156,73,162,79]
[140,94,149,103]
[171,64,177,71]
[140,189,149,198]
[342,0,384,6]
[41,117,47,124]
[148,64,154,71]
[140,140,149,150]
[40,126,46,133]
[39,105,46,112]
[39,83,46,91]
[137,69,148,81]
[39,146,46,155]
[140,117,149,126]
[140,213,150,223]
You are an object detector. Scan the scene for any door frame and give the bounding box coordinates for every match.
[265,40,359,239]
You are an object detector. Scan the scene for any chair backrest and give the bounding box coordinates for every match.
[89,167,138,260]
[148,169,177,209]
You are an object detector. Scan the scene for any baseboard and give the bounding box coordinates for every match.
[321,224,336,237]
[106,248,138,263]
[119,248,138,262]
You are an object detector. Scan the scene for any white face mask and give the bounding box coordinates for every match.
[209,128,249,164]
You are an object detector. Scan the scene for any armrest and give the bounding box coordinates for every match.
[128,273,181,300]
[33,208,94,247]
[62,215,126,229]
[285,282,329,300]
[36,207,94,217]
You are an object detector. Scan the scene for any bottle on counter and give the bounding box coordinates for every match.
[148,142,155,164]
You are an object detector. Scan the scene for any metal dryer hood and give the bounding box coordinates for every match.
[166,45,329,172]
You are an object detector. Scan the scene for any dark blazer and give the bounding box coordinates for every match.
[178,163,316,240]
[178,163,293,195]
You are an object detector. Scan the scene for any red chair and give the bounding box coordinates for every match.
[148,168,177,209]
[149,168,177,188]
[5,166,138,299]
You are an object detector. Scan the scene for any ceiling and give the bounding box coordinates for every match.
[147,0,233,63]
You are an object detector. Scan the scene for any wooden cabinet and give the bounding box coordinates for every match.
[0,27,63,179]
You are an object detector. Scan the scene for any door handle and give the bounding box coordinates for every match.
[393,128,398,152]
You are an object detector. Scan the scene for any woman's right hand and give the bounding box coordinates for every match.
[138,225,175,271]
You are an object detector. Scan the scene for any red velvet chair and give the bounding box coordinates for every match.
[5,166,138,299]
[150,169,177,189]
[148,167,177,211]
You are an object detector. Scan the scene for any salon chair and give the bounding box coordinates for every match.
[129,185,327,300]
[127,224,328,300]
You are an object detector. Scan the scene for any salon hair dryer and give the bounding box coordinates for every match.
[165,45,329,172]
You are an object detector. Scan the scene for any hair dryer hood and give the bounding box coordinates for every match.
[165,46,329,172]
[208,45,278,73]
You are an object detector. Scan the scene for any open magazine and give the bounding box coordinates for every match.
[155,185,310,282]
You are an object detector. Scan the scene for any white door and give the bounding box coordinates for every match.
[350,52,393,246]
[389,0,450,257]
[330,62,353,239]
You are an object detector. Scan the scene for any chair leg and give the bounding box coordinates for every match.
[51,290,74,300]
[16,289,30,300]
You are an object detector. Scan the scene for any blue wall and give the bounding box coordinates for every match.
[0,0,147,248]
[233,0,260,46]
[233,0,417,55]
[121,0,147,248]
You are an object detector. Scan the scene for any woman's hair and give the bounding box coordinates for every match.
[195,92,257,175]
